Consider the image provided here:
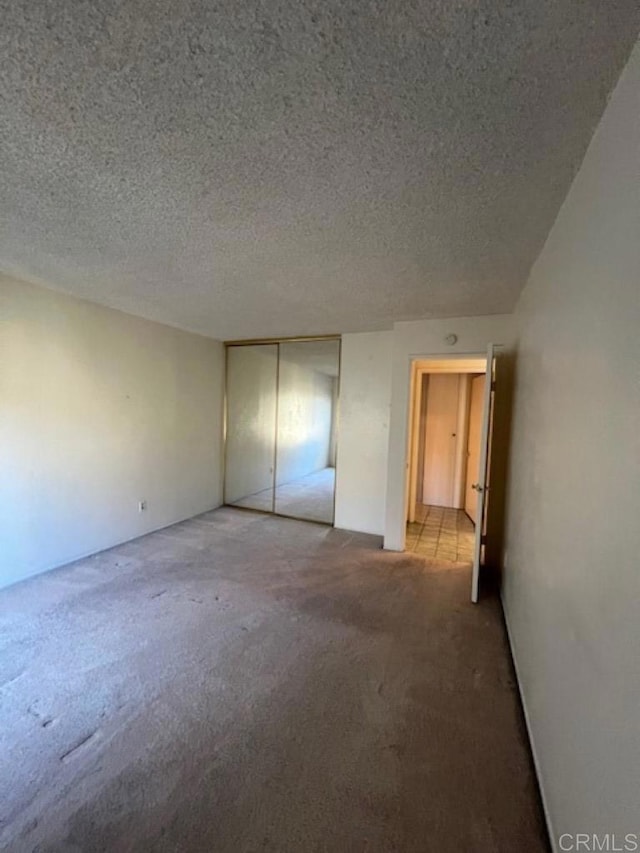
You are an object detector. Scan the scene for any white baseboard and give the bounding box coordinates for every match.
[501,592,557,853]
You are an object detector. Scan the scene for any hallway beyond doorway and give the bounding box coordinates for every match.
[406,504,475,562]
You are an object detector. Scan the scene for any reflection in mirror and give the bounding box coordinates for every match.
[275,340,340,523]
[224,344,277,512]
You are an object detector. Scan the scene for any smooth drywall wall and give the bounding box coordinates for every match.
[334,331,392,536]
[384,315,514,549]
[0,276,224,589]
[503,42,640,848]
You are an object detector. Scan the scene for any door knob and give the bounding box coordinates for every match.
[471,483,483,492]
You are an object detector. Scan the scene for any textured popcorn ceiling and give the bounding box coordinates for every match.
[1,2,638,340]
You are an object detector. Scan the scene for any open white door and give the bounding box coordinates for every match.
[471,344,496,603]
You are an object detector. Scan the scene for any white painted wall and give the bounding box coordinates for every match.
[276,359,333,486]
[334,331,393,536]
[0,276,224,589]
[503,42,640,847]
[384,315,514,549]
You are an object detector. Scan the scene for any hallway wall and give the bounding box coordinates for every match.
[503,40,640,847]
[0,276,224,589]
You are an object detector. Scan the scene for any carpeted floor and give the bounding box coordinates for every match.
[0,508,548,852]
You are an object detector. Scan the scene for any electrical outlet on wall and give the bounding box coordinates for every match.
[138,500,147,512]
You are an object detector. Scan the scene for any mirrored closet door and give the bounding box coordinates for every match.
[224,338,340,524]
[225,344,278,513]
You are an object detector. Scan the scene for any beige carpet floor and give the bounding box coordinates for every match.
[0,508,548,852]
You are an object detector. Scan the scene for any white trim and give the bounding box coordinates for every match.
[501,594,556,853]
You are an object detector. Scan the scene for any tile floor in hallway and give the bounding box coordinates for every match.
[406,504,476,562]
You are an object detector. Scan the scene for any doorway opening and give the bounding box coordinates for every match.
[405,352,496,601]
[224,337,340,525]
